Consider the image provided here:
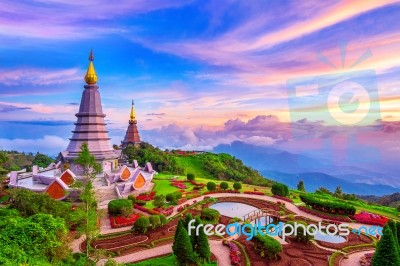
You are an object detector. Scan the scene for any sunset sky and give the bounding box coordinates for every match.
[0,0,399,177]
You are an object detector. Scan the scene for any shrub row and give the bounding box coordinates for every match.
[244,191,265,195]
[300,194,356,215]
[108,199,133,216]
[134,204,161,215]
[204,189,240,195]
[273,195,293,203]
[297,206,353,222]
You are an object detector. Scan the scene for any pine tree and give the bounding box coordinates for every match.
[397,222,400,247]
[173,220,196,265]
[372,224,400,266]
[197,220,211,263]
[387,220,399,252]
[297,180,305,192]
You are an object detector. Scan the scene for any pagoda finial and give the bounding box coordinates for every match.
[130,99,136,122]
[85,49,98,84]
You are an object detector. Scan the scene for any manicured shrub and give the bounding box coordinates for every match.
[220,182,229,190]
[206,182,216,191]
[229,217,242,223]
[285,221,314,243]
[166,192,182,204]
[127,195,136,204]
[133,216,150,233]
[186,173,195,181]
[201,208,220,223]
[159,214,167,225]
[253,234,282,259]
[233,182,242,190]
[149,215,161,229]
[300,194,356,215]
[153,195,166,208]
[108,199,133,217]
[271,183,289,197]
[135,200,146,206]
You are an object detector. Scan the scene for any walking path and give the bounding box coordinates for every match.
[96,239,230,266]
[340,249,375,266]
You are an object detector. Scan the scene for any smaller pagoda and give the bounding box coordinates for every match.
[121,100,141,148]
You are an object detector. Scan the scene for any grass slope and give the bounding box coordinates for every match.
[172,156,215,180]
[127,253,216,266]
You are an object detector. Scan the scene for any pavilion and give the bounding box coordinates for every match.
[8,51,155,201]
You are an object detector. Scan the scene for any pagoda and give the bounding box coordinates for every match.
[60,50,120,173]
[121,100,141,148]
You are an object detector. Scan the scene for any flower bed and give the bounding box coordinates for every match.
[171,180,188,189]
[352,212,388,227]
[177,198,187,205]
[273,195,293,203]
[153,206,174,216]
[110,213,140,228]
[244,191,265,195]
[136,191,156,201]
[298,206,352,222]
[223,241,241,265]
[204,189,240,195]
[134,204,161,215]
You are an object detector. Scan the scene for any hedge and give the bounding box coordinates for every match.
[201,208,220,223]
[108,199,133,216]
[300,194,356,215]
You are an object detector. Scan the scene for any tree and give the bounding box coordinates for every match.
[197,220,211,263]
[334,186,343,198]
[397,204,400,212]
[153,195,166,208]
[372,224,400,266]
[32,153,53,168]
[252,234,282,259]
[387,220,399,252]
[233,182,242,191]
[397,222,400,247]
[315,187,331,195]
[108,199,132,217]
[186,173,195,181]
[173,220,196,265]
[133,216,150,233]
[149,215,161,229]
[74,143,101,258]
[220,182,229,190]
[271,183,289,197]
[297,180,305,192]
[0,151,8,165]
[207,181,216,191]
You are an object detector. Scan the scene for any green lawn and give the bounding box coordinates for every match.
[128,253,217,266]
[172,156,215,180]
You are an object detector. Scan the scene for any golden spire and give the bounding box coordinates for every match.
[84,49,98,84]
[130,100,136,121]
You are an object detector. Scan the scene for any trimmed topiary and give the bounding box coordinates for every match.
[233,182,242,190]
[206,182,216,191]
[271,183,289,197]
[220,182,229,190]
[187,173,195,181]
[133,216,150,233]
[108,199,133,216]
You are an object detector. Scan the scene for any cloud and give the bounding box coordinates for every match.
[0,68,81,87]
[0,135,68,155]
[0,0,192,40]
[146,113,166,116]
[67,102,79,106]
[0,104,31,113]
[5,120,73,126]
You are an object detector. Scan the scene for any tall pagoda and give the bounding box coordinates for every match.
[121,100,141,148]
[60,50,120,173]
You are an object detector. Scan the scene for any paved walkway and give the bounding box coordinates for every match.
[71,235,85,253]
[340,249,375,266]
[96,239,230,266]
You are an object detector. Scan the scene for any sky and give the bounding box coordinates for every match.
[0,0,399,179]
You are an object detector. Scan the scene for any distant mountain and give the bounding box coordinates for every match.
[214,141,399,196]
[261,171,399,196]
[358,192,400,207]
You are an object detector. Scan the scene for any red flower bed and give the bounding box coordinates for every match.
[177,206,184,212]
[177,198,187,205]
[136,191,156,201]
[134,204,161,215]
[298,206,352,222]
[204,189,240,195]
[171,180,188,189]
[110,213,140,228]
[273,195,293,203]
[353,212,388,227]
[153,206,174,216]
[244,191,265,195]
[223,241,241,265]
